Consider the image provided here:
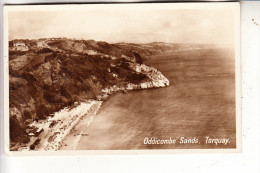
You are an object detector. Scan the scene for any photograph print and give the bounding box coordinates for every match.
[4,3,240,153]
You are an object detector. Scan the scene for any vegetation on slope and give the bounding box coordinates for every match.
[9,38,172,146]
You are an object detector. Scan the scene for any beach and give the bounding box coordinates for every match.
[74,46,236,149]
[28,101,102,151]
[25,62,169,151]
[26,46,236,150]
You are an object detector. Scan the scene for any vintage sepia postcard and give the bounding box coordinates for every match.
[3,2,240,155]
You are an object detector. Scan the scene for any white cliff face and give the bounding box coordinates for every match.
[99,62,170,99]
[133,63,170,88]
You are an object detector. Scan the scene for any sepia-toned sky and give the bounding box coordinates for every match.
[8,4,236,44]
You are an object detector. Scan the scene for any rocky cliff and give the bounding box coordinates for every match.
[9,38,171,147]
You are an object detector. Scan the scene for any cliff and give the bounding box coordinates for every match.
[9,38,170,148]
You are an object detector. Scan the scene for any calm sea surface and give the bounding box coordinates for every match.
[76,47,236,149]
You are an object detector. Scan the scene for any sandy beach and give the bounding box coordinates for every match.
[24,63,169,151]
[75,47,236,150]
[28,101,102,151]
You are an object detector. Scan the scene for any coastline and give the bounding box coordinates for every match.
[25,101,102,151]
[74,48,236,150]
[97,63,170,101]
[18,63,170,151]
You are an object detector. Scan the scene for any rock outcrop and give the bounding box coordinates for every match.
[9,38,171,149]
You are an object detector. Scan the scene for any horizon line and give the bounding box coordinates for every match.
[8,37,234,45]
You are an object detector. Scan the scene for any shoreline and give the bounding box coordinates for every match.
[17,63,170,151]
[23,101,102,151]
[97,63,170,101]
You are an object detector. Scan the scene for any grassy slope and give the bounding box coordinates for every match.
[9,38,172,145]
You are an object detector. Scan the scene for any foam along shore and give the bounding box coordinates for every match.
[29,101,102,151]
